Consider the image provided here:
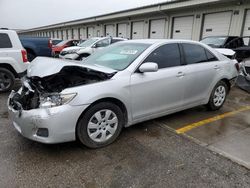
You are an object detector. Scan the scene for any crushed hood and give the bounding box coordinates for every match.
[28,57,116,78]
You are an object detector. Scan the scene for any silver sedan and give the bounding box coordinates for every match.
[8,40,238,148]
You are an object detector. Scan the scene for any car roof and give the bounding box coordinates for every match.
[121,39,203,45]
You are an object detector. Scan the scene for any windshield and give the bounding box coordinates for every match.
[201,37,227,47]
[84,42,150,71]
[52,39,62,45]
[78,38,99,47]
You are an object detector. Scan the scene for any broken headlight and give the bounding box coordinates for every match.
[39,93,77,108]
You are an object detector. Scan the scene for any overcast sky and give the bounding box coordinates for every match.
[0,0,169,30]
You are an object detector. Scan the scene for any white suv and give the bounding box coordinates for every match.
[59,37,127,60]
[0,29,29,92]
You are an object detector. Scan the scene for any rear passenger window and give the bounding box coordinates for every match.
[143,43,181,69]
[182,44,207,64]
[0,33,12,48]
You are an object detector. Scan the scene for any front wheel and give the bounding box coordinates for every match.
[76,102,124,148]
[206,81,228,111]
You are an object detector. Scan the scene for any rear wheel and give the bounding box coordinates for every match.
[0,68,15,93]
[206,81,228,111]
[76,102,124,148]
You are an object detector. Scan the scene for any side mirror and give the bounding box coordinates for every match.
[139,62,158,73]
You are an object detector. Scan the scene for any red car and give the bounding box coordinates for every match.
[52,39,80,57]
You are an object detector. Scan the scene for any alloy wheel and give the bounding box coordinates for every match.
[213,85,226,107]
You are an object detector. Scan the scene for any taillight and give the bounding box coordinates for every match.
[21,50,28,63]
[48,39,52,49]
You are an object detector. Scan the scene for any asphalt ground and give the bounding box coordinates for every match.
[0,83,250,188]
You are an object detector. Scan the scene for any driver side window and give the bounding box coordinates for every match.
[143,43,181,69]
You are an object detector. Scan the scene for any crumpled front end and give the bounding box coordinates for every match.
[7,81,88,144]
[7,62,115,144]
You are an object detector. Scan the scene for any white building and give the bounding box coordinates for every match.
[19,0,250,41]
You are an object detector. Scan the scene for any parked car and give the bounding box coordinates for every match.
[200,36,240,48]
[59,37,127,60]
[52,39,80,57]
[8,40,238,148]
[19,36,53,62]
[51,38,63,46]
[0,29,29,93]
[201,36,250,61]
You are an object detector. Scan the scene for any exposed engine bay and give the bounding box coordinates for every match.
[9,66,115,111]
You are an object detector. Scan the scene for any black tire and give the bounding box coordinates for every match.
[206,81,228,111]
[27,51,36,62]
[0,68,15,93]
[76,102,125,148]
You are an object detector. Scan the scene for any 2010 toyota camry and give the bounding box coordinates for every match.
[8,40,238,148]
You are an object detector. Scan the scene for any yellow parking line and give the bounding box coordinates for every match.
[176,106,250,134]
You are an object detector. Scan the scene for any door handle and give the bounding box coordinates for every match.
[214,65,220,70]
[176,72,185,77]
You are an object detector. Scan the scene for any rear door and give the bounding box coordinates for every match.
[180,43,221,105]
[130,43,186,120]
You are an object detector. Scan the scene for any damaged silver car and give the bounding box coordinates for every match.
[8,40,238,148]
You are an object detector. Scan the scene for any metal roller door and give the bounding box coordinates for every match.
[58,30,62,39]
[63,30,67,40]
[67,29,73,39]
[243,10,250,36]
[105,25,115,37]
[73,28,78,39]
[87,27,94,38]
[150,19,166,39]
[132,21,144,39]
[117,23,129,38]
[80,28,87,39]
[172,16,194,39]
[202,11,232,38]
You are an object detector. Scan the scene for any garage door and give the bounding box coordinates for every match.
[79,28,87,39]
[202,11,232,38]
[105,25,115,37]
[243,10,250,36]
[63,30,67,40]
[150,19,166,39]
[87,27,94,38]
[58,30,62,39]
[117,23,129,38]
[73,28,78,39]
[132,21,144,39]
[172,16,194,39]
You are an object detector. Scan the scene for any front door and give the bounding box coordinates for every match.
[130,43,186,120]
